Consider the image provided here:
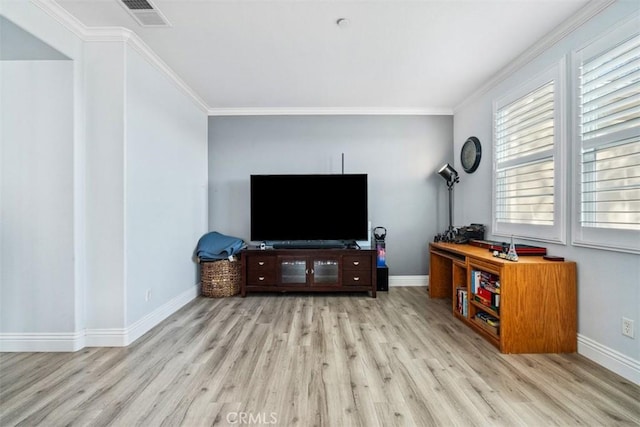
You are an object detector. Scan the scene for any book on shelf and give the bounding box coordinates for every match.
[474,294,491,306]
[471,269,500,294]
[476,311,500,328]
[476,311,500,327]
[483,282,500,293]
[473,313,500,336]
[463,290,467,317]
[471,270,481,293]
[456,287,468,317]
[477,287,492,300]
[473,294,499,313]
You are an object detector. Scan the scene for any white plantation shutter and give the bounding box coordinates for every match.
[493,62,565,242]
[573,18,640,253]
[495,81,555,226]
[495,159,555,225]
[580,138,640,230]
[580,34,640,142]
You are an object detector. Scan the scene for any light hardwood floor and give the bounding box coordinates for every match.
[1,287,639,426]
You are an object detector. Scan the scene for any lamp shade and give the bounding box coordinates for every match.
[438,163,459,182]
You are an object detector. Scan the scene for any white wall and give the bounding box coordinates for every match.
[1,60,74,333]
[84,41,127,332]
[125,45,208,328]
[83,40,209,345]
[208,115,453,275]
[1,2,208,350]
[453,1,640,384]
[1,1,85,350]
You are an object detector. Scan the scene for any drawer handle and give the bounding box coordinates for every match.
[258,261,265,266]
[258,276,265,281]
[353,277,360,281]
[353,261,360,266]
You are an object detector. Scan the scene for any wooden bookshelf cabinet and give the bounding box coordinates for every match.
[241,248,377,298]
[430,242,577,353]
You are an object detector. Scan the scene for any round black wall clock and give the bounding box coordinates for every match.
[461,136,482,173]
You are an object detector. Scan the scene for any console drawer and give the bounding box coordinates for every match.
[343,270,372,286]
[247,256,277,271]
[247,269,277,285]
[343,255,372,271]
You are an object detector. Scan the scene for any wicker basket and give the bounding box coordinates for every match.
[200,258,241,298]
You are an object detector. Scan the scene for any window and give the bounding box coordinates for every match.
[572,17,640,253]
[493,61,566,243]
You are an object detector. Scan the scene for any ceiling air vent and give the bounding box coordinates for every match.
[120,0,171,27]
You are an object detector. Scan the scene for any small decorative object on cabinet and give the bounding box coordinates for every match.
[241,248,376,298]
[429,242,576,354]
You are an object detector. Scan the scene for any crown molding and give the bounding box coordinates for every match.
[123,34,209,112]
[453,0,616,114]
[34,0,611,118]
[30,0,88,38]
[82,26,134,42]
[207,107,453,116]
[31,0,209,113]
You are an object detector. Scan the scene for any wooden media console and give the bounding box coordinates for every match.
[241,248,377,298]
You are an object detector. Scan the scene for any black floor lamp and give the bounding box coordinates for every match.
[438,163,459,241]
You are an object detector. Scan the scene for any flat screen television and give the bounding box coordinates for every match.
[250,174,368,246]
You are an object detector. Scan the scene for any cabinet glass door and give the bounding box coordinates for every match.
[280,259,307,284]
[312,259,339,285]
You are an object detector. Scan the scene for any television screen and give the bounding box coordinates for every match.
[250,174,368,242]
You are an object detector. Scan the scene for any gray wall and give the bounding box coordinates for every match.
[208,115,453,275]
[453,1,639,383]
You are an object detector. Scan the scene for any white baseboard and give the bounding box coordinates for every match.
[578,334,640,386]
[0,285,199,352]
[83,328,128,348]
[86,284,199,347]
[126,284,199,344]
[389,275,428,287]
[0,331,85,352]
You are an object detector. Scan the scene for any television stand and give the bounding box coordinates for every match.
[241,248,376,297]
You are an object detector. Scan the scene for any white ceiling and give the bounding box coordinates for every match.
[56,0,593,114]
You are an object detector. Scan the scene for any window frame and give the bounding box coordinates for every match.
[492,59,567,244]
[571,16,640,254]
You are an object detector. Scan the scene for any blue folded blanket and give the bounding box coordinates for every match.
[196,231,246,261]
